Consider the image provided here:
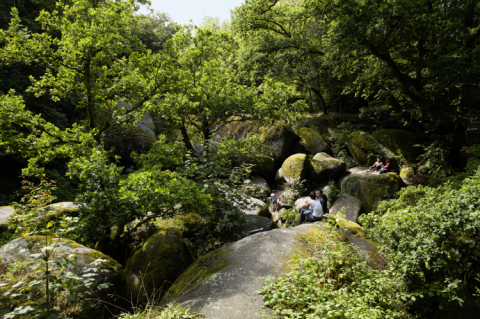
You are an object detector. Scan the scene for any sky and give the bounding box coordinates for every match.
[139,0,246,26]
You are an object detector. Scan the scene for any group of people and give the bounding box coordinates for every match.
[367,158,392,174]
[269,189,328,225]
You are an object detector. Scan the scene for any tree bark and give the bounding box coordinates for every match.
[311,87,328,115]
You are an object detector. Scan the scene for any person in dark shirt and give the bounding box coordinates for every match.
[316,189,328,215]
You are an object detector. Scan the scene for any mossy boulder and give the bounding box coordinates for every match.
[155,212,201,237]
[372,129,420,162]
[0,236,125,313]
[347,132,401,170]
[250,155,275,174]
[124,227,192,303]
[341,172,404,213]
[261,121,295,163]
[400,166,415,178]
[280,154,308,185]
[162,224,319,319]
[308,152,346,182]
[296,127,331,155]
[0,206,15,233]
[243,177,271,200]
[329,194,366,224]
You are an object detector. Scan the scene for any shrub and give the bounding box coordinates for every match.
[281,208,300,228]
[259,224,410,318]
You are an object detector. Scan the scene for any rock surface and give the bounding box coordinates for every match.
[261,122,295,163]
[329,194,366,224]
[244,215,278,232]
[341,171,404,212]
[155,212,201,237]
[0,206,14,232]
[162,223,318,319]
[124,227,193,303]
[400,166,415,178]
[0,236,124,302]
[308,152,346,182]
[242,197,268,217]
[372,129,420,162]
[346,132,378,166]
[280,154,308,185]
[296,127,331,154]
[294,196,311,212]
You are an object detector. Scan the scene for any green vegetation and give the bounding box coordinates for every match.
[360,167,480,316]
[259,224,409,318]
[119,304,201,319]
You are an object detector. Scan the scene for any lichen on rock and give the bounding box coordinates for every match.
[308,152,346,182]
[296,127,331,155]
[341,172,404,213]
[372,129,420,162]
[400,166,415,178]
[123,227,193,303]
[280,154,308,185]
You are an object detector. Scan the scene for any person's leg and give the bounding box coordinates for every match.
[306,213,317,222]
[299,208,307,221]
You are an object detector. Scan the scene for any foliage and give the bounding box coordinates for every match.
[0,179,110,319]
[325,180,340,209]
[118,303,201,319]
[360,168,480,308]
[259,224,410,318]
[281,208,299,228]
[331,122,359,168]
[132,11,181,53]
[282,179,308,201]
[67,137,211,254]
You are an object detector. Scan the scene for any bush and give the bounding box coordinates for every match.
[360,167,480,309]
[281,208,300,228]
[119,303,201,319]
[259,224,410,318]
[325,180,340,208]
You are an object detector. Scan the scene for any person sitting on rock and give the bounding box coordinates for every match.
[379,159,392,174]
[367,158,383,172]
[298,192,324,224]
[270,190,279,212]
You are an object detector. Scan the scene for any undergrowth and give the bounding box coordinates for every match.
[258,224,410,318]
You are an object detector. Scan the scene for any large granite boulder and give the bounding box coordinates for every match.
[296,127,331,155]
[155,212,201,237]
[400,166,415,178]
[0,206,15,233]
[280,154,308,185]
[123,227,193,303]
[0,236,124,314]
[261,122,296,163]
[329,194,366,224]
[372,129,420,163]
[346,132,401,171]
[243,177,271,201]
[162,224,319,319]
[244,215,278,232]
[241,197,269,218]
[250,155,275,174]
[294,196,311,212]
[341,172,404,213]
[308,153,346,182]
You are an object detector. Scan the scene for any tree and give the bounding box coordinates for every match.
[152,26,307,154]
[132,11,181,53]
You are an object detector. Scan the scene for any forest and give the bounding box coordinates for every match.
[0,0,480,318]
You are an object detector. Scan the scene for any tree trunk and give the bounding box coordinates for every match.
[311,88,328,115]
[180,124,195,154]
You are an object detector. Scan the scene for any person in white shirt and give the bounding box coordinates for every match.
[270,190,279,212]
[298,192,324,224]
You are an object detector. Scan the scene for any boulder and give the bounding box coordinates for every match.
[308,152,346,182]
[294,196,311,212]
[341,172,404,213]
[155,212,201,237]
[243,177,271,200]
[296,127,331,154]
[40,201,80,221]
[400,166,415,178]
[280,154,308,185]
[0,206,14,233]
[372,129,420,162]
[275,168,284,185]
[242,197,268,217]
[329,194,366,224]
[250,155,275,174]
[346,132,378,166]
[335,166,371,188]
[0,236,124,309]
[347,132,401,170]
[162,223,319,319]
[261,122,295,163]
[244,215,278,232]
[124,227,193,303]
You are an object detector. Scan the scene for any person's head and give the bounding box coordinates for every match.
[309,191,316,199]
[377,158,381,162]
[386,159,390,163]
[272,190,276,193]
[315,189,321,198]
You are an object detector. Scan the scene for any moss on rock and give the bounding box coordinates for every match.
[280,154,308,185]
[372,129,420,162]
[400,166,415,178]
[296,127,331,154]
[308,152,346,182]
[155,212,201,237]
[341,172,404,212]
[346,132,378,166]
[123,227,193,303]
